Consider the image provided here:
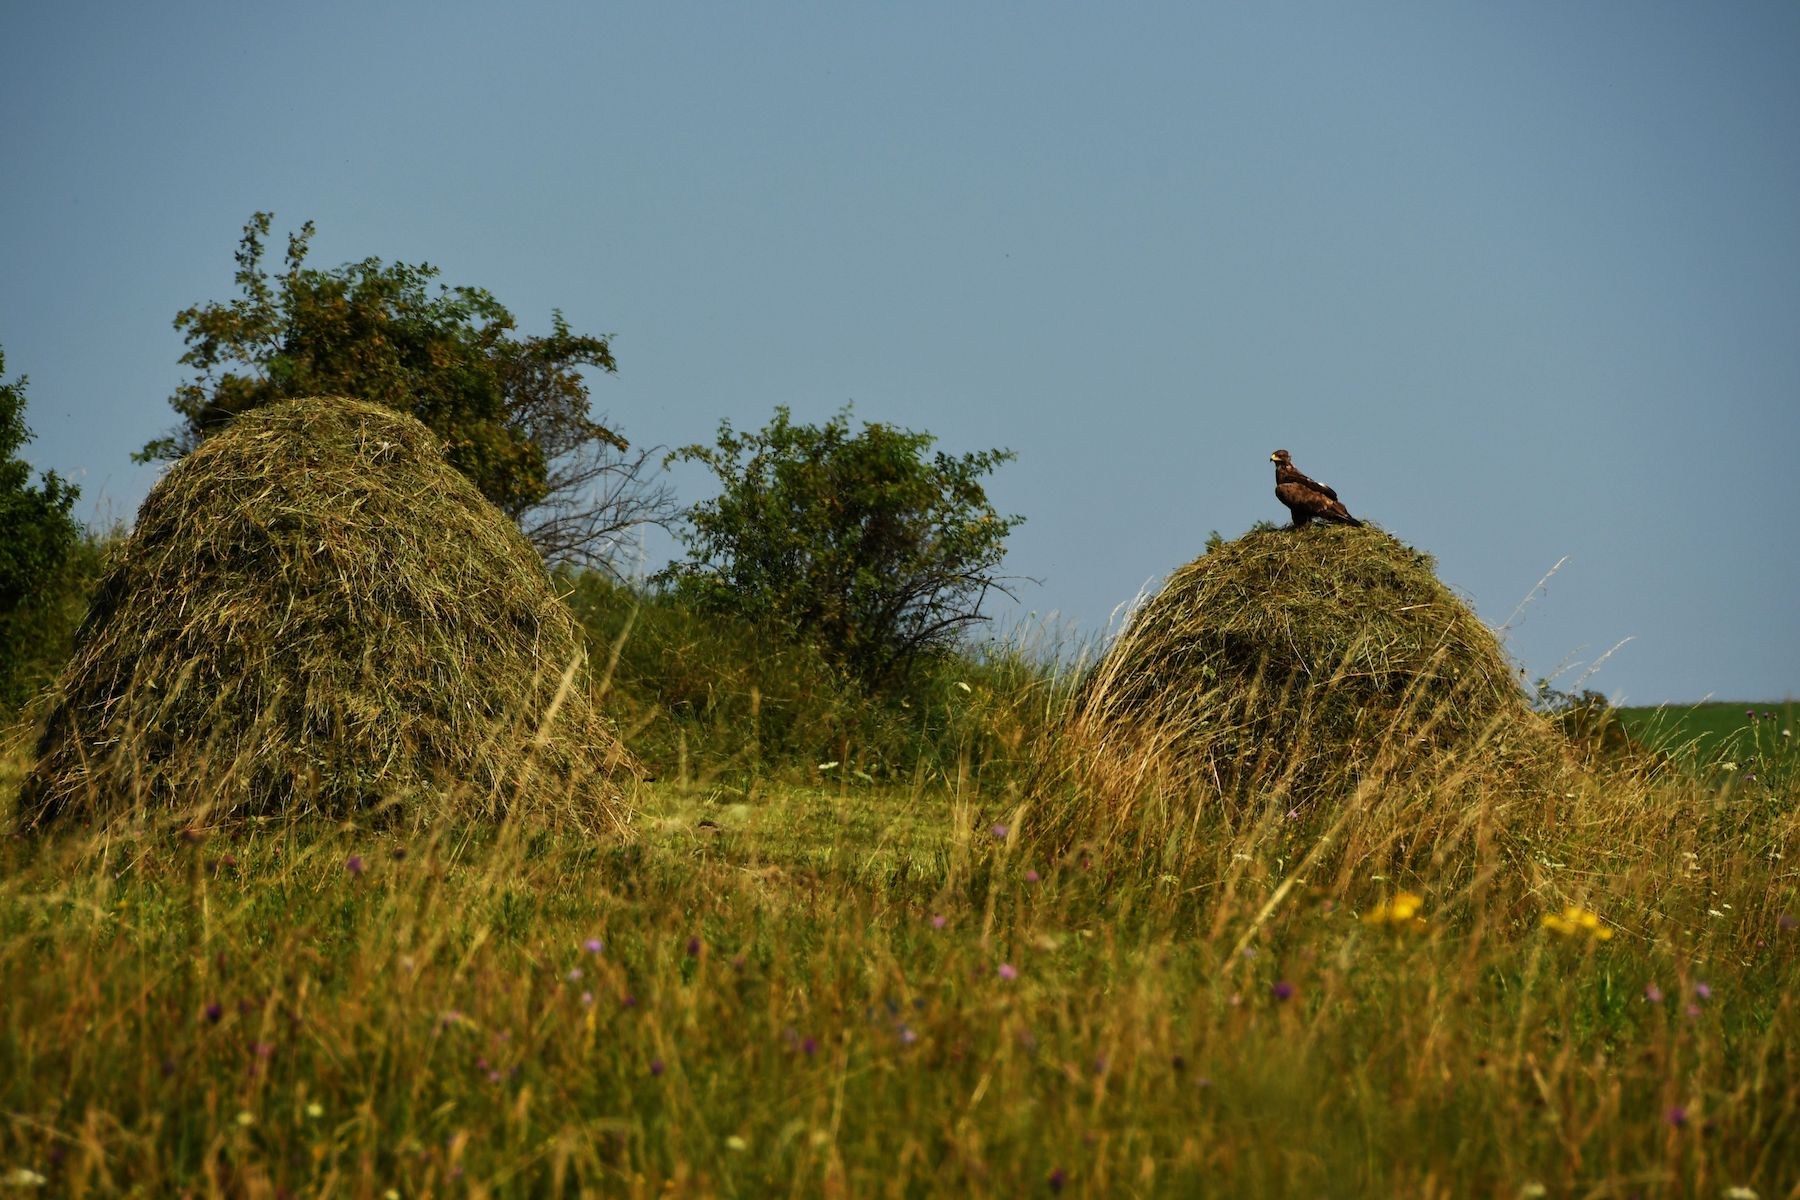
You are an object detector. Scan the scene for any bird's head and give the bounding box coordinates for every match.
[1270,449,1291,465]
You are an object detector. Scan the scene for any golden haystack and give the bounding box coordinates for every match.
[19,397,634,832]
[1062,525,1560,813]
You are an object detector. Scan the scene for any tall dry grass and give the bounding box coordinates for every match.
[2,633,1795,1196]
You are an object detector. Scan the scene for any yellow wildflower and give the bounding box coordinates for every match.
[1541,906,1613,940]
[1363,891,1428,930]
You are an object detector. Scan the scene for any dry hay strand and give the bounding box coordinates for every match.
[18,396,635,833]
[1055,525,1566,827]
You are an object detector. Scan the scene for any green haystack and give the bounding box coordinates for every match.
[19,397,634,832]
[1067,525,1558,807]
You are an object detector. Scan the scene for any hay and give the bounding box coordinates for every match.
[1066,525,1559,808]
[19,396,635,832]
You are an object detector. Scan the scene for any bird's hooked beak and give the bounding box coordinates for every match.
[1269,453,1280,463]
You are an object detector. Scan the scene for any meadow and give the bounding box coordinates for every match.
[2,629,1796,1199]
[1615,703,1796,767]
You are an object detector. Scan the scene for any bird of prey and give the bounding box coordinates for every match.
[1270,449,1362,528]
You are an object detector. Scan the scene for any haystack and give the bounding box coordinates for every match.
[1067,525,1557,807]
[19,397,634,832]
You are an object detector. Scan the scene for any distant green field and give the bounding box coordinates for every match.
[1614,699,1795,761]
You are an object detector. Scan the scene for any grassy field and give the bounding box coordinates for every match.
[1615,701,1795,765]
[3,711,1798,1199]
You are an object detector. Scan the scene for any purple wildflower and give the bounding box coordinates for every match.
[583,937,604,955]
[566,967,584,983]
[580,991,594,1006]
[1666,1105,1688,1128]
[931,914,947,929]
[802,1037,818,1056]
[1272,980,1295,1002]
[1049,1167,1068,1192]
[345,854,365,877]
[649,1058,665,1076]
[1643,983,1663,1004]
[686,936,702,958]
[204,1003,223,1023]
[1693,982,1712,1001]
[1779,913,1798,931]
[991,823,1009,840]
[898,1025,918,1046]
[998,962,1019,981]
[1024,868,1040,883]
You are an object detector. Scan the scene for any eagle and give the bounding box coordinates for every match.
[1270,449,1362,528]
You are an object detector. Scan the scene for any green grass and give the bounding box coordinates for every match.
[1615,700,1796,764]
[3,744,1798,1197]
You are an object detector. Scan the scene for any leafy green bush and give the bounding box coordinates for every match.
[138,213,670,568]
[0,529,110,721]
[562,569,865,784]
[660,406,1022,690]
[561,571,1070,791]
[0,347,85,714]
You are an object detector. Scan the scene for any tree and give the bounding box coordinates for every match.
[0,345,83,708]
[139,213,672,569]
[661,406,1024,688]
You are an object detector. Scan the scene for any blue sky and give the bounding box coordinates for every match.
[4,2,1797,703]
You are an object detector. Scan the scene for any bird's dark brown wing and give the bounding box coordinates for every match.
[1289,468,1339,502]
[1275,482,1325,519]
[1275,468,1360,526]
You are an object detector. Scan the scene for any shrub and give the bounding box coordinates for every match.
[661,406,1021,690]
[0,347,83,712]
[562,572,1072,792]
[139,213,672,569]
[0,528,113,721]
